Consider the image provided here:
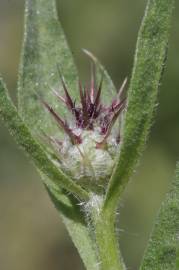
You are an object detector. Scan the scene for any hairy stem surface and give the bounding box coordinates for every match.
[89,196,125,270]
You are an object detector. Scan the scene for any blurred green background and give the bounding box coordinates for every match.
[0,1,179,269]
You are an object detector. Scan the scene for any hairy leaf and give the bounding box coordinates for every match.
[0,77,100,269]
[18,0,78,133]
[0,78,89,201]
[140,162,179,270]
[18,0,117,135]
[104,0,175,210]
[44,177,99,270]
[17,1,100,269]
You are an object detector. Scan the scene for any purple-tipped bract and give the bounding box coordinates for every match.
[43,67,127,149]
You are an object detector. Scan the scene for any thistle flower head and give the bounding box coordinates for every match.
[42,65,127,193]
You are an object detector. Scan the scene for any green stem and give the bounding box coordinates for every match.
[90,196,126,270]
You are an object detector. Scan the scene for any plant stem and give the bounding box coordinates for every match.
[90,196,125,270]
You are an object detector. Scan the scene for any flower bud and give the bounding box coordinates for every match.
[42,67,127,193]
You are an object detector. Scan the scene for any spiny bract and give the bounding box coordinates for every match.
[42,65,127,193]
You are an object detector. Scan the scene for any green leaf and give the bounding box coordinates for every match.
[0,78,89,201]
[17,2,100,269]
[140,162,179,270]
[0,77,100,269]
[43,177,99,270]
[104,0,175,211]
[18,0,117,135]
[18,0,78,133]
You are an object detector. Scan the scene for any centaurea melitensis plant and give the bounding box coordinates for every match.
[0,0,178,270]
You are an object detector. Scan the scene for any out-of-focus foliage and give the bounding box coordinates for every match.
[0,0,178,270]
